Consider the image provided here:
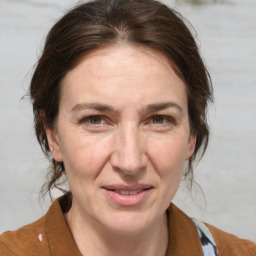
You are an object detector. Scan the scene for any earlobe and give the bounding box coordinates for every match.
[186,135,196,160]
[45,128,63,162]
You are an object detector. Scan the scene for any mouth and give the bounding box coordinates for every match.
[106,187,151,195]
[113,189,146,195]
[102,185,153,206]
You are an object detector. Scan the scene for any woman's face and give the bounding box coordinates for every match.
[47,44,196,234]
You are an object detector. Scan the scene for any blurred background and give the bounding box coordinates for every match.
[0,0,255,242]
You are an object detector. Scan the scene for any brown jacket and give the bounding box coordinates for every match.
[1,195,255,256]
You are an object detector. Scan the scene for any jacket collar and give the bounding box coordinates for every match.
[44,194,82,256]
[166,204,203,255]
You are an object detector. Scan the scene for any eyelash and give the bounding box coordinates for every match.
[151,115,172,124]
[80,115,107,127]
[147,115,175,129]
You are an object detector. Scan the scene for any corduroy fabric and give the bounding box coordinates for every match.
[1,194,255,256]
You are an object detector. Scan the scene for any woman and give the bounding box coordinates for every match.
[0,0,255,255]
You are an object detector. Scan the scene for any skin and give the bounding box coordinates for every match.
[46,44,196,256]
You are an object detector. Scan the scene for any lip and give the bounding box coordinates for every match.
[102,184,153,207]
[103,184,153,191]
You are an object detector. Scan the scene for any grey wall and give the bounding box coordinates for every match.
[0,0,255,242]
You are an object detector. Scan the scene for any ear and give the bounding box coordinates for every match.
[45,127,63,162]
[186,134,196,160]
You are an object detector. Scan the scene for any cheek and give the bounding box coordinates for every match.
[60,133,112,178]
[148,138,187,209]
[148,136,189,175]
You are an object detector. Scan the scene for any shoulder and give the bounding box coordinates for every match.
[0,215,49,256]
[206,223,256,256]
[0,195,75,256]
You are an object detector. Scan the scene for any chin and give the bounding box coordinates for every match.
[100,211,156,235]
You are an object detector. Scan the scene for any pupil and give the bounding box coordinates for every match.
[90,116,101,124]
[153,116,163,123]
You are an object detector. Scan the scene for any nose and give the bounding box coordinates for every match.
[110,123,147,176]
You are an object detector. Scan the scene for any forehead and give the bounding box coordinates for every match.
[60,44,187,111]
[69,44,175,79]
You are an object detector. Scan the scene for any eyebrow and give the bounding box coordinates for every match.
[145,102,183,113]
[71,103,114,112]
[71,101,183,114]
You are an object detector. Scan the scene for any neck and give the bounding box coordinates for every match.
[65,204,168,256]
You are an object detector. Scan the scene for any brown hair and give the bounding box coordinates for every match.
[30,0,213,198]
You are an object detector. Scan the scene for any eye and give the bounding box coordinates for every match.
[80,115,106,126]
[151,115,172,125]
[152,116,165,124]
[145,115,175,131]
[88,116,102,124]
